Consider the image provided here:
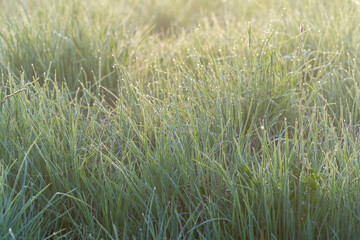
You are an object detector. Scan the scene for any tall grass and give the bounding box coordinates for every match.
[1,0,360,239]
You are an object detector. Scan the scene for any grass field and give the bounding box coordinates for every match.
[1,0,360,239]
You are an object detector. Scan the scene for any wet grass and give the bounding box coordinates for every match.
[1,0,360,239]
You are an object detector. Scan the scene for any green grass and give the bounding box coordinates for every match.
[1,0,360,239]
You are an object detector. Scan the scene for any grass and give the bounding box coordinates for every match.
[1,0,360,239]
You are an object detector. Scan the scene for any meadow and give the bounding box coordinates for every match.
[1,0,360,239]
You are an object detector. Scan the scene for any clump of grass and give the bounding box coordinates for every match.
[1,0,360,239]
